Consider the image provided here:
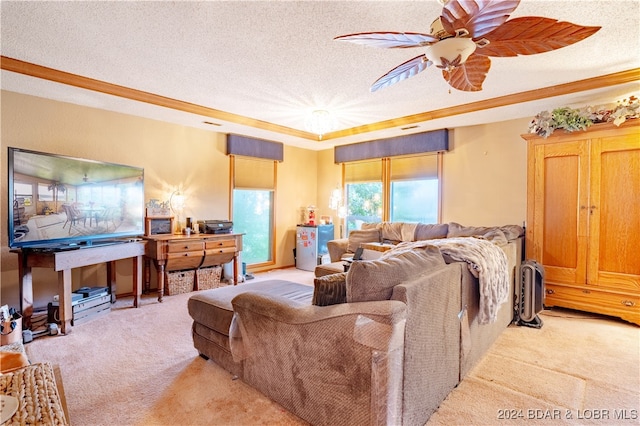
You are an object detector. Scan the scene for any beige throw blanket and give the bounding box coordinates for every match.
[394,237,509,324]
[428,237,509,324]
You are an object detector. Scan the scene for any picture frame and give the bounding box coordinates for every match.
[145,216,174,236]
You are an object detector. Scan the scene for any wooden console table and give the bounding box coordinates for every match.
[12,241,145,335]
[143,233,243,302]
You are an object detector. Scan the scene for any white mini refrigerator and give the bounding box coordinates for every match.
[296,224,334,271]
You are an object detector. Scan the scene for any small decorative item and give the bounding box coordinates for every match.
[307,205,316,226]
[146,199,171,217]
[529,95,639,138]
[145,217,174,236]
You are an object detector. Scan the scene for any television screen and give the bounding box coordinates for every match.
[8,147,145,249]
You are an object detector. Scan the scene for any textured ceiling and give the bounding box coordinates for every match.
[1,0,639,150]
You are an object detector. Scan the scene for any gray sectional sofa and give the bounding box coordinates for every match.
[188,222,524,426]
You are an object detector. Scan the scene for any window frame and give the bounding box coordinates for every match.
[229,155,277,268]
[341,152,443,231]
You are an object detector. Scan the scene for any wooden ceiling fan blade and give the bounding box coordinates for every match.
[371,54,432,92]
[441,0,520,39]
[476,17,601,57]
[442,53,490,92]
[334,32,438,49]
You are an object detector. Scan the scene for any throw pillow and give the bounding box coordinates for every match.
[447,222,493,238]
[346,245,444,303]
[313,272,347,306]
[501,224,524,240]
[447,222,515,243]
[347,229,381,253]
[414,223,449,241]
[360,222,380,231]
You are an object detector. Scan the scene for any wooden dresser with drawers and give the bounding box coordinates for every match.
[143,233,243,301]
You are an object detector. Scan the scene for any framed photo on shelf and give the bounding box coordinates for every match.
[145,216,174,236]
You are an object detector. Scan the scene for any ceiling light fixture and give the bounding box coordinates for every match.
[305,110,336,140]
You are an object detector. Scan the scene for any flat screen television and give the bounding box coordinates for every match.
[8,147,145,249]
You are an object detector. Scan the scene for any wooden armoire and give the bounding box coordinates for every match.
[522,120,640,325]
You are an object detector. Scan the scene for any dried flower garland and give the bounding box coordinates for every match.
[529,96,639,138]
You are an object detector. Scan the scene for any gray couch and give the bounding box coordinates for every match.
[317,221,522,276]
[188,222,523,426]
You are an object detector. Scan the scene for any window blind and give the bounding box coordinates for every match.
[390,154,438,181]
[233,156,276,189]
[344,160,382,183]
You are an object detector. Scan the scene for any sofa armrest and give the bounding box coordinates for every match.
[327,238,349,262]
[391,262,463,424]
[231,292,407,426]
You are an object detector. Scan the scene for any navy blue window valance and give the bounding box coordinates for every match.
[334,129,448,163]
[227,134,284,162]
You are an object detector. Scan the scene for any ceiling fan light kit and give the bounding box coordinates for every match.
[335,0,600,93]
[424,37,477,71]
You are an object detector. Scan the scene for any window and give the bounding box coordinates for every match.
[14,182,33,197]
[389,155,439,224]
[342,154,441,232]
[344,160,382,234]
[231,156,276,266]
[37,183,54,201]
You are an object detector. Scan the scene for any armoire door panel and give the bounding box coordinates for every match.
[542,155,579,268]
[588,135,640,290]
[533,141,589,285]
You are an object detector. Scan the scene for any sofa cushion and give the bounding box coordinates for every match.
[312,272,347,306]
[347,229,380,253]
[346,246,445,303]
[379,222,417,244]
[446,222,494,238]
[446,222,509,244]
[500,224,525,240]
[188,280,313,337]
[314,261,345,277]
[446,222,524,242]
[414,223,449,241]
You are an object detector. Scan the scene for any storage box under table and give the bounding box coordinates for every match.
[196,266,224,290]
[165,270,195,295]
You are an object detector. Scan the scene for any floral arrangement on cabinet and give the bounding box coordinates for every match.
[529,95,639,138]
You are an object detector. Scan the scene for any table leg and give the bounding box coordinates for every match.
[143,258,151,294]
[233,253,238,286]
[58,269,73,335]
[133,255,142,308]
[107,261,117,303]
[155,260,165,302]
[18,252,34,330]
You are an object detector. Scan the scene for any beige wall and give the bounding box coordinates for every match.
[442,119,529,226]
[0,91,317,308]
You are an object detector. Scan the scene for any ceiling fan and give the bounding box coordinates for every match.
[335,0,600,92]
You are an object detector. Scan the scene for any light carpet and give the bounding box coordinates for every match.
[24,268,639,426]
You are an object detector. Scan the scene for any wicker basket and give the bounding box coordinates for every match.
[196,266,224,290]
[165,270,195,295]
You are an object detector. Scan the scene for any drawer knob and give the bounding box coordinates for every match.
[622,300,636,307]
[218,242,223,246]
[219,250,224,253]
[546,289,555,295]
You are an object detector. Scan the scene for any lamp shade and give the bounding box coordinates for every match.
[424,37,477,70]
